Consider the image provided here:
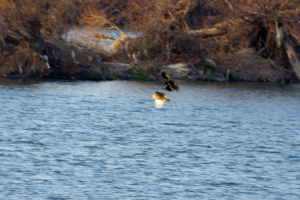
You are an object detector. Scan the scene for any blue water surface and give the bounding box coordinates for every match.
[0,78,300,199]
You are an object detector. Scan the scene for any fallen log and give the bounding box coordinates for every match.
[184,19,240,38]
[185,28,228,37]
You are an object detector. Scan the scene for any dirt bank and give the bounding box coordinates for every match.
[0,32,297,83]
[1,0,300,83]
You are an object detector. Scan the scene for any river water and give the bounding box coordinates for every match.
[0,78,300,199]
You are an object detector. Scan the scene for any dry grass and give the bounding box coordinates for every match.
[204,0,300,81]
[0,0,77,40]
[0,0,105,78]
[76,0,214,61]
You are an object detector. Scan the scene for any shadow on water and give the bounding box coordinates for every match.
[0,77,48,86]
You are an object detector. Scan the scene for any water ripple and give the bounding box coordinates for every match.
[0,79,300,199]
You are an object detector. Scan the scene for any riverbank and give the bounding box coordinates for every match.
[1,0,300,83]
[0,39,293,83]
[0,29,297,83]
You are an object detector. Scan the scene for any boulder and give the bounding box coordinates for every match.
[162,63,190,79]
[101,62,133,78]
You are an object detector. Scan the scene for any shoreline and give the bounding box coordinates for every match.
[0,60,295,84]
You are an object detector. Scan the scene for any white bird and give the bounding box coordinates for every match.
[152,91,171,108]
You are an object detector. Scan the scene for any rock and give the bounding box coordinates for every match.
[101,62,133,78]
[162,63,190,79]
[76,68,107,81]
[225,49,286,82]
[161,62,209,80]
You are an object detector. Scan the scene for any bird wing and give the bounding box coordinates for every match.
[174,83,179,91]
[166,79,179,92]
[154,99,165,108]
[164,97,171,102]
[165,84,174,91]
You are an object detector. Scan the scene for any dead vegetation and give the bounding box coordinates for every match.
[0,0,105,79]
[78,0,300,82]
[188,0,300,82]
[1,0,300,82]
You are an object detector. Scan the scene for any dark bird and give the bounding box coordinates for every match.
[165,79,179,91]
[152,91,171,108]
[160,71,179,92]
[160,71,171,80]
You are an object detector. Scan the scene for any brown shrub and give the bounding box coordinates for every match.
[83,0,213,61]
[0,0,82,42]
[204,0,300,81]
[220,49,287,82]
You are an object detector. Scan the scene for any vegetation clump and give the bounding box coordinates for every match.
[126,71,153,81]
[0,0,103,79]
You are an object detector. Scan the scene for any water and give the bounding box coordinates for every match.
[0,78,300,200]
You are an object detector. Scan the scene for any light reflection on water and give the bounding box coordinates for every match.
[0,78,300,199]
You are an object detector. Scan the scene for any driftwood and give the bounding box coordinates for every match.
[185,27,228,37]
[184,19,240,38]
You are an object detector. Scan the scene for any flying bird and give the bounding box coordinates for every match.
[152,91,171,108]
[165,79,179,91]
[160,71,171,80]
[160,71,179,92]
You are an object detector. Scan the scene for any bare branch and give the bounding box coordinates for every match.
[224,0,235,12]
